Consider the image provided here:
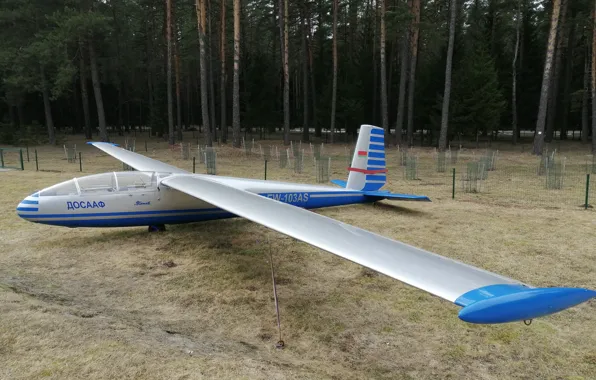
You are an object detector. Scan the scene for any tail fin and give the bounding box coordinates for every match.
[346,124,386,191]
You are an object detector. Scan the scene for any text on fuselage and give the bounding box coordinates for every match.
[67,201,106,210]
[264,193,309,204]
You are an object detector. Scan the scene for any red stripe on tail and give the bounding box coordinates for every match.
[348,167,388,174]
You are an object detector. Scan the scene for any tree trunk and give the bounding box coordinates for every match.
[79,38,92,139]
[208,0,217,142]
[395,0,411,147]
[278,0,285,136]
[329,0,338,143]
[380,0,389,145]
[88,40,108,142]
[560,19,575,140]
[372,0,378,125]
[166,0,175,144]
[220,0,227,143]
[196,0,212,146]
[533,0,561,155]
[174,0,183,141]
[545,0,568,142]
[232,0,241,147]
[187,69,192,129]
[40,65,56,145]
[8,105,15,129]
[282,0,290,145]
[438,0,457,151]
[111,1,123,136]
[145,13,154,135]
[17,102,24,128]
[582,47,589,143]
[406,0,421,146]
[301,6,309,142]
[511,0,521,145]
[175,49,183,141]
[307,15,319,138]
[592,0,596,153]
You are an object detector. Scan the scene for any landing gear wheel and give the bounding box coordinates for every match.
[148,224,166,232]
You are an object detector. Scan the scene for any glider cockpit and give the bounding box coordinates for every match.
[38,172,162,197]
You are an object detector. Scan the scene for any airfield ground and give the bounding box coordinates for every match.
[0,136,595,379]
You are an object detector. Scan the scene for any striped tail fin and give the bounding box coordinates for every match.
[346,124,386,191]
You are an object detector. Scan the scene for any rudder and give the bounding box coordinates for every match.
[346,124,386,191]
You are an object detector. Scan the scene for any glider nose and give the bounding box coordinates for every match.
[16,192,40,221]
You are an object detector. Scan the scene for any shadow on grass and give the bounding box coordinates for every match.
[369,201,430,216]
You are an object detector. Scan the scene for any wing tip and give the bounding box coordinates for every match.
[457,285,596,324]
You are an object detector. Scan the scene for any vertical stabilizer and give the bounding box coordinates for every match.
[346,125,386,191]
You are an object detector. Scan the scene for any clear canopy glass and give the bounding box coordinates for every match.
[40,172,157,196]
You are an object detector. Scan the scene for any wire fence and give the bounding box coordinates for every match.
[4,135,596,210]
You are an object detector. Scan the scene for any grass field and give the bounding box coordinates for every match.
[1,135,595,379]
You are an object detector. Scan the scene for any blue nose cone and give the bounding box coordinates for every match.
[16,192,40,220]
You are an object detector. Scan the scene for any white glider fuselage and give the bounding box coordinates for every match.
[16,172,371,228]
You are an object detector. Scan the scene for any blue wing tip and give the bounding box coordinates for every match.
[456,284,596,324]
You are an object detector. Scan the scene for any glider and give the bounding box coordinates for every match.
[16,125,594,324]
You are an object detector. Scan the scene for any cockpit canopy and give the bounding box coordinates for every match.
[40,172,163,196]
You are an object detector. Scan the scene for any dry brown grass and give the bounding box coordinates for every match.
[0,135,595,380]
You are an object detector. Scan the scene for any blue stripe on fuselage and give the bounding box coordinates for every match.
[24,208,222,218]
[370,136,384,143]
[17,207,38,212]
[19,191,373,227]
[32,213,237,228]
[370,129,384,135]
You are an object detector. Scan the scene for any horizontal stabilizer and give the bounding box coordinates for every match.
[331,179,347,188]
[364,190,431,202]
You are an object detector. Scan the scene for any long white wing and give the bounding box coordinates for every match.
[88,142,188,173]
[89,143,595,324]
[161,175,518,302]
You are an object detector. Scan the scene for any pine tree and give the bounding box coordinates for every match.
[449,46,506,140]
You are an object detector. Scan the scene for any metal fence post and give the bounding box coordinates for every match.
[0,149,4,168]
[79,152,82,172]
[585,174,590,210]
[193,156,196,173]
[26,146,30,162]
[452,168,456,199]
[19,149,24,170]
[35,149,38,171]
[264,160,268,180]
